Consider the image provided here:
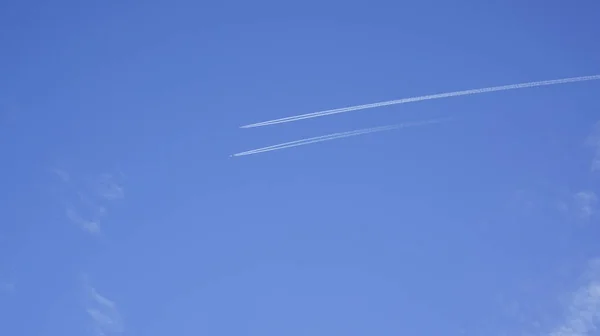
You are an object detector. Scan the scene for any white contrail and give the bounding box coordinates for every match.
[233,126,397,157]
[232,123,404,156]
[240,74,600,129]
[232,117,449,157]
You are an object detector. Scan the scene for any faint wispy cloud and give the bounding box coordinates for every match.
[66,206,101,235]
[96,173,124,200]
[554,190,598,223]
[573,191,598,220]
[76,192,108,217]
[53,168,124,235]
[84,281,124,336]
[585,121,600,172]
[549,259,600,336]
[51,168,70,183]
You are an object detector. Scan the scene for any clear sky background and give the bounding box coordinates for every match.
[1,0,600,335]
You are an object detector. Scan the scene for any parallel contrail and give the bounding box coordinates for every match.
[232,117,449,157]
[233,126,398,157]
[240,74,600,129]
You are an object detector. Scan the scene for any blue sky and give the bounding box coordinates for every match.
[1,0,600,335]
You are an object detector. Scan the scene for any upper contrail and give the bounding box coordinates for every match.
[232,117,449,157]
[240,74,600,129]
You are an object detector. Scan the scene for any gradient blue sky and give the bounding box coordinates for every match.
[1,1,600,335]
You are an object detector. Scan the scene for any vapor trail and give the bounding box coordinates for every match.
[233,126,397,157]
[234,128,373,156]
[232,117,449,157]
[240,74,600,129]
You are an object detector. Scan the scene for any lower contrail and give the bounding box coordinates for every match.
[231,117,449,157]
[240,74,600,129]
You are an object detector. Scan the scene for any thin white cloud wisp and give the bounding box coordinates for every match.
[85,283,124,336]
[66,206,101,234]
[585,121,600,172]
[96,173,125,201]
[54,169,124,235]
[573,191,598,220]
[550,259,600,336]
